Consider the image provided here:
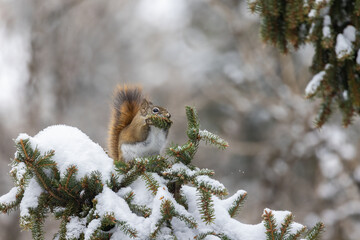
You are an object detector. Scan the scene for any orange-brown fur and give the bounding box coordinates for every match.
[108,85,145,161]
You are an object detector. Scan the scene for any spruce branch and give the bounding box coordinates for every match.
[142,173,160,195]
[58,216,67,240]
[0,187,24,214]
[151,199,197,238]
[119,161,146,187]
[263,209,278,240]
[167,142,194,165]
[151,200,173,239]
[197,189,215,224]
[115,220,138,239]
[173,211,197,229]
[16,139,64,203]
[305,222,324,240]
[185,106,200,130]
[28,193,49,240]
[192,175,228,197]
[199,130,229,149]
[249,0,360,126]
[279,214,293,239]
[228,191,247,218]
[144,155,171,173]
[287,226,306,240]
[118,190,143,218]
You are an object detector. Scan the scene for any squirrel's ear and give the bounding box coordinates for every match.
[140,99,149,115]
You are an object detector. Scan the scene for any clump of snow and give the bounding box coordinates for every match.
[16,125,115,183]
[181,185,265,240]
[221,189,247,210]
[305,64,332,97]
[308,9,316,18]
[343,25,356,42]
[0,187,18,205]
[195,175,226,191]
[163,162,197,177]
[66,217,86,239]
[84,219,101,240]
[92,182,305,239]
[336,34,352,58]
[129,178,156,207]
[305,70,326,97]
[323,15,331,26]
[263,208,304,235]
[336,25,357,60]
[20,178,43,217]
[10,162,27,185]
[95,186,151,239]
[322,15,331,38]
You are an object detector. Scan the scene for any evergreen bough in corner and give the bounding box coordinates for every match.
[0,106,324,239]
[249,0,360,127]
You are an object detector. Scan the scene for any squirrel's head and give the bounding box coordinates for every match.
[140,99,172,129]
[140,99,171,119]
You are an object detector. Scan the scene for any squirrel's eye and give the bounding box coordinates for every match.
[152,107,159,113]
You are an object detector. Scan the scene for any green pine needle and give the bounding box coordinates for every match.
[279,214,293,239]
[262,209,278,240]
[197,189,215,224]
[228,191,247,218]
[199,130,229,149]
[148,115,172,130]
[305,222,324,240]
[116,220,138,238]
[142,173,160,195]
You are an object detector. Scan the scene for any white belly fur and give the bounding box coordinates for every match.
[121,126,167,162]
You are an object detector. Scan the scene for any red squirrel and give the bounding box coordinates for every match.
[108,85,171,162]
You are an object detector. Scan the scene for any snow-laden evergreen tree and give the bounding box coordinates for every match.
[0,107,324,239]
[249,0,360,127]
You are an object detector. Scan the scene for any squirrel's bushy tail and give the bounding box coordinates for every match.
[108,85,143,160]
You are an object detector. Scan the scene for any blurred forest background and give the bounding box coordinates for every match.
[0,0,360,240]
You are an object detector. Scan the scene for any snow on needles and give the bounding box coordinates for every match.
[5,125,309,239]
[66,217,86,239]
[322,15,331,38]
[305,70,326,97]
[336,25,356,60]
[16,125,115,183]
[20,178,43,217]
[0,187,18,205]
[305,64,333,97]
